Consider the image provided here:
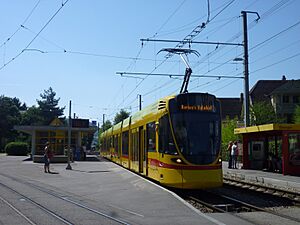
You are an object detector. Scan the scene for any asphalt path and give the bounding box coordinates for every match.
[0,155,231,225]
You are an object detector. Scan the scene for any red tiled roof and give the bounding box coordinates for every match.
[250,80,288,102]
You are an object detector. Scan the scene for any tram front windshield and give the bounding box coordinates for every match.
[169,96,221,165]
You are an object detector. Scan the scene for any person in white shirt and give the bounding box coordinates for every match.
[231,141,238,169]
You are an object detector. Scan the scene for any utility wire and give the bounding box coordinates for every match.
[151,0,187,38]
[0,0,70,71]
[111,0,191,114]
[193,0,294,72]
[108,0,188,116]
[127,0,236,107]
[165,0,236,59]
[251,51,300,74]
[251,39,300,64]
[0,0,41,49]
[143,0,298,98]
[249,20,300,53]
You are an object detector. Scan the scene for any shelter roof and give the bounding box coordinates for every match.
[234,123,300,134]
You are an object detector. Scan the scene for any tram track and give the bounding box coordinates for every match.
[0,194,37,225]
[175,186,300,225]
[0,182,73,225]
[223,177,300,204]
[0,172,131,225]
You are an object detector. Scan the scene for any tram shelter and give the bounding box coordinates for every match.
[14,118,97,163]
[234,124,300,176]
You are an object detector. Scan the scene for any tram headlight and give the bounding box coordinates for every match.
[176,158,182,163]
[171,158,186,164]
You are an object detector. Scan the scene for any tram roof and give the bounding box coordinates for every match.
[234,123,300,134]
[101,95,175,136]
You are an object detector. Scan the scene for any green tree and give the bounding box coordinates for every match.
[101,120,112,132]
[221,117,241,160]
[37,87,65,125]
[21,106,44,125]
[293,105,300,124]
[250,101,280,125]
[0,96,22,151]
[114,109,130,125]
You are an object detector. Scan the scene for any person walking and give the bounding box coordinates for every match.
[227,141,233,169]
[231,141,239,169]
[43,142,53,173]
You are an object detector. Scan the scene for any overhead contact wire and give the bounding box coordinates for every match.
[0,0,70,71]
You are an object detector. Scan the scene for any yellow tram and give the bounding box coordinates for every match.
[100,92,223,189]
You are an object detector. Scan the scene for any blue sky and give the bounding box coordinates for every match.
[1,0,300,124]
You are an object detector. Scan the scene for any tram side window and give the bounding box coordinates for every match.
[159,115,177,155]
[104,138,107,151]
[114,135,119,152]
[132,132,139,161]
[146,122,156,152]
[111,136,114,148]
[122,131,129,156]
[101,138,106,151]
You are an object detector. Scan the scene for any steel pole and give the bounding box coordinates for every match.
[242,11,250,127]
[66,100,72,170]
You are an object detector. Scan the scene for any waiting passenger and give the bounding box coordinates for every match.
[43,142,53,173]
[227,141,233,169]
[231,141,238,169]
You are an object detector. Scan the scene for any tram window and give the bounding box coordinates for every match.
[106,138,109,150]
[122,131,129,155]
[159,115,177,155]
[146,122,156,152]
[110,136,114,148]
[132,132,139,161]
[114,135,118,152]
[102,138,106,151]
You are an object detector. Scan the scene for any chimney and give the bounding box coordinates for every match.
[240,93,244,103]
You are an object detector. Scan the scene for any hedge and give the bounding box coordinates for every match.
[5,142,29,156]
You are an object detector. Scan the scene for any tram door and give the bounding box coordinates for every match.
[138,126,147,175]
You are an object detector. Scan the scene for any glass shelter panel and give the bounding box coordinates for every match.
[289,133,300,166]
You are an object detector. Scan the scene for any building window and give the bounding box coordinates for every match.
[282,95,289,103]
[293,96,300,103]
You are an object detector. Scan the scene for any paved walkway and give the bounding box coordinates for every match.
[0,155,249,225]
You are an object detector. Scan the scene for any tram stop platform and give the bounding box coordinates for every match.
[223,161,300,194]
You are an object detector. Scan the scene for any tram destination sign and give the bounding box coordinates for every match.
[176,93,216,112]
[180,104,214,111]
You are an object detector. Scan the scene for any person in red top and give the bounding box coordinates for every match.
[43,142,53,173]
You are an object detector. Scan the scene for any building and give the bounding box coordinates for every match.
[250,78,300,123]
[217,97,243,121]
[14,118,97,162]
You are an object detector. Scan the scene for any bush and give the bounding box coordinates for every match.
[5,142,29,156]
